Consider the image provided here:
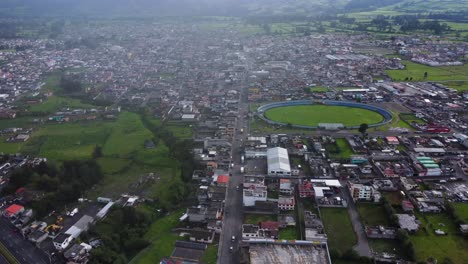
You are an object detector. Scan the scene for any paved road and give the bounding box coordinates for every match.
[218,75,250,264]
[0,218,49,264]
[340,184,372,257]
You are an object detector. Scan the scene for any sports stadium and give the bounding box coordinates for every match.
[256,100,393,129]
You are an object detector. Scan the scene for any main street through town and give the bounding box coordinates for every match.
[218,71,250,264]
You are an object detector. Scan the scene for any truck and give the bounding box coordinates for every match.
[240,166,244,173]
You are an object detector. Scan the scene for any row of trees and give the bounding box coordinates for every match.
[88,206,152,264]
[3,160,103,217]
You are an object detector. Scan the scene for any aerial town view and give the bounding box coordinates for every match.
[1,0,468,263]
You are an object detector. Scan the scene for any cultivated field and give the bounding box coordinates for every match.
[386,61,468,86]
[264,105,384,127]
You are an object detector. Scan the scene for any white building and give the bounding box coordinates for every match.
[278,196,295,211]
[348,183,380,202]
[267,147,291,177]
[243,186,267,206]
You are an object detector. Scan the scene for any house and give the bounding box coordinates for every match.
[298,180,314,198]
[63,243,92,263]
[348,183,379,202]
[28,230,48,244]
[278,196,295,211]
[401,200,415,212]
[216,175,229,186]
[259,221,280,238]
[279,179,293,195]
[386,136,399,145]
[243,186,267,206]
[53,233,74,251]
[3,204,24,218]
[400,177,418,191]
[396,214,420,232]
[242,224,260,239]
[188,229,215,244]
[187,207,208,222]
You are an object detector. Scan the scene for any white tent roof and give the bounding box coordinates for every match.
[267,147,291,172]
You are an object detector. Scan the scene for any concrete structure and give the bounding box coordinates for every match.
[249,242,330,264]
[267,147,291,177]
[396,214,420,232]
[278,196,295,211]
[279,179,294,195]
[243,186,268,207]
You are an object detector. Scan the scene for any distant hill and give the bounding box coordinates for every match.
[1,0,467,18]
[0,0,350,18]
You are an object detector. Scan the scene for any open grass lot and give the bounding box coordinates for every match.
[29,96,94,113]
[440,80,468,92]
[400,113,425,125]
[264,105,384,127]
[309,86,328,93]
[130,209,185,264]
[244,214,277,225]
[383,192,403,207]
[165,121,193,139]
[410,213,468,263]
[320,208,357,253]
[201,245,218,264]
[453,203,468,223]
[369,239,401,254]
[386,61,468,83]
[278,226,298,240]
[326,138,354,159]
[357,203,390,226]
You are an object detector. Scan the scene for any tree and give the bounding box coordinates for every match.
[92,145,103,159]
[286,123,293,129]
[358,123,369,137]
[424,71,428,79]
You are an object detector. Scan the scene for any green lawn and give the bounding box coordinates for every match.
[201,245,218,264]
[383,192,403,207]
[410,213,468,263]
[278,226,298,240]
[369,239,401,254]
[310,86,329,93]
[400,113,425,125]
[386,61,468,82]
[327,138,354,159]
[130,209,185,264]
[453,203,468,223]
[440,80,468,92]
[165,122,193,139]
[29,96,93,113]
[320,208,357,253]
[244,214,277,225]
[356,203,390,226]
[264,105,384,127]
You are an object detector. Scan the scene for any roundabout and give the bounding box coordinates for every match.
[257,100,393,129]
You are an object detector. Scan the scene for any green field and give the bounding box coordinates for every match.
[386,61,468,85]
[320,208,357,253]
[453,203,468,223]
[400,113,425,125]
[357,203,390,226]
[130,209,185,264]
[244,214,277,225]
[201,245,218,264]
[29,96,93,113]
[310,86,329,93]
[326,138,354,159]
[264,105,384,127]
[278,226,298,240]
[410,213,468,263]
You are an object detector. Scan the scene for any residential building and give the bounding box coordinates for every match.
[278,196,295,211]
[298,180,314,198]
[243,186,268,207]
[279,179,294,195]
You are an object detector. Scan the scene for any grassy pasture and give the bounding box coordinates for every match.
[386,61,468,82]
[357,203,390,226]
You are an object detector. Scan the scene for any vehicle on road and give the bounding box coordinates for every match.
[231,235,235,242]
[240,166,244,173]
[229,246,233,252]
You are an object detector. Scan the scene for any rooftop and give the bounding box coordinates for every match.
[249,244,330,264]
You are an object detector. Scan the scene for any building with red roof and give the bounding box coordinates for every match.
[4,204,24,218]
[216,175,229,186]
[298,180,314,198]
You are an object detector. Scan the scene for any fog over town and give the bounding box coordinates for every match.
[0,1,468,264]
